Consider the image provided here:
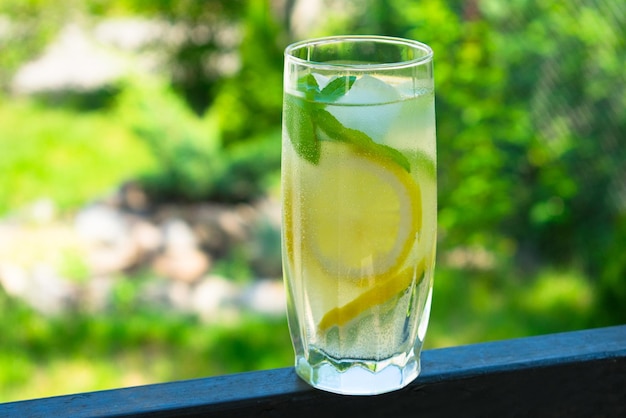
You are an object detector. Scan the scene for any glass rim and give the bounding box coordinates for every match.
[284,35,434,71]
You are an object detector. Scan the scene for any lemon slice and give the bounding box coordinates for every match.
[318,258,426,332]
[302,141,421,281]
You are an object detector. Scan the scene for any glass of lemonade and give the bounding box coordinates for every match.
[281,36,436,395]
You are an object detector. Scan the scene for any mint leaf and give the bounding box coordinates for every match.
[297,74,320,100]
[296,74,356,102]
[285,74,410,172]
[320,76,357,102]
[284,94,320,164]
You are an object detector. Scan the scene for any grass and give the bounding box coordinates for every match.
[0,97,155,216]
[0,287,293,403]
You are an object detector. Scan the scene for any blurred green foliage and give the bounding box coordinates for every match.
[113,76,281,203]
[0,286,292,402]
[113,77,226,202]
[0,0,624,403]
[330,0,626,325]
[0,97,155,214]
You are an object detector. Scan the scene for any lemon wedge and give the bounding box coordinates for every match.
[302,141,421,281]
[318,258,426,332]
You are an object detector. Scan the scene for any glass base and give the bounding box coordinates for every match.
[295,348,420,396]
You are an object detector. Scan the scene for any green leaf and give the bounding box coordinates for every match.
[286,74,410,172]
[319,76,357,102]
[297,74,320,100]
[284,94,320,164]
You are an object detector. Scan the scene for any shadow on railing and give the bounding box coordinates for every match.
[2,326,625,417]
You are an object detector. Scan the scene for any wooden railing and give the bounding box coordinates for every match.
[1,325,625,417]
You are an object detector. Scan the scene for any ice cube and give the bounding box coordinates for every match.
[329,75,402,142]
[337,75,401,105]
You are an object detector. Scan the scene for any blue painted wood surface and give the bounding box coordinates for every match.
[1,325,625,417]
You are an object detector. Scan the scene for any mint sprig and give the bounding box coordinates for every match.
[285,74,410,172]
[284,93,320,163]
[319,75,357,101]
[296,74,357,102]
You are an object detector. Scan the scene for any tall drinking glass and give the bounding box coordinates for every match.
[281,36,436,395]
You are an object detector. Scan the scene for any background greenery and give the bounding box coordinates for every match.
[1,0,624,403]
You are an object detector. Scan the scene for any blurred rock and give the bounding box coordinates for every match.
[241,279,285,316]
[162,218,197,251]
[119,182,152,214]
[29,264,78,314]
[0,262,29,298]
[93,18,176,52]
[176,203,255,257]
[130,219,162,255]
[11,24,126,94]
[0,262,77,315]
[75,204,128,245]
[152,218,211,283]
[82,275,116,312]
[167,281,193,311]
[75,203,142,274]
[152,247,211,283]
[27,199,56,224]
[191,275,240,322]
[0,186,285,318]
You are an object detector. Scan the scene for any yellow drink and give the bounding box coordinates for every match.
[282,36,436,395]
